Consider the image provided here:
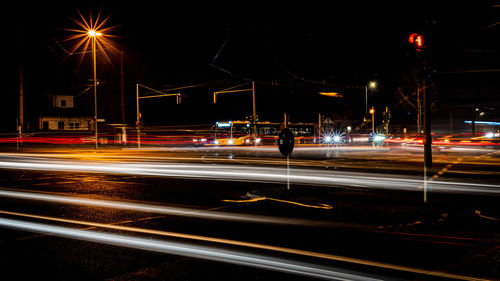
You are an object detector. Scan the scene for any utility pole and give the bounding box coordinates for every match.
[385,106,389,135]
[423,79,432,203]
[318,113,322,142]
[120,51,126,124]
[252,81,257,136]
[19,63,23,136]
[136,84,141,148]
[417,86,421,135]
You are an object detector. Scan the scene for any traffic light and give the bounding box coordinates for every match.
[409,33,424,51]
[382,107,391,123]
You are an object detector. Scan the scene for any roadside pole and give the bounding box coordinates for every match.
[423,79,432,203]
[136,84,141,148]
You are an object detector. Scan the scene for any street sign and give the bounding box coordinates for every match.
[278,128,294,156]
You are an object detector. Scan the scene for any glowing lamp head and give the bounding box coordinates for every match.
[369,108,375,114]
[88,30,102,37]
[369,81,377,89]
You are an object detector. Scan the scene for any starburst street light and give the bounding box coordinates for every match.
[64,10,117,149]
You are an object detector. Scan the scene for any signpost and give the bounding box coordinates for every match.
[278,128,294,190]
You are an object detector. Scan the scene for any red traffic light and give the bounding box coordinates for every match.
[415,35,423,47]
[409,33,424,50]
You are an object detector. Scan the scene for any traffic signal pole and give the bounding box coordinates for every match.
[213,82,257,135]
[409,32,433,203]
[423,79,432,203]
[135,83,182,148]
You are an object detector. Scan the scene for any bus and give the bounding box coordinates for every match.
[287,123,315,144]
[197,120,281,146]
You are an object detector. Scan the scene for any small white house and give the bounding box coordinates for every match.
[39,116,93,131]
[52,95,74,109]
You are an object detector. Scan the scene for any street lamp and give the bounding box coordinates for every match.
[365,81,377,117]
[88,29,102,149]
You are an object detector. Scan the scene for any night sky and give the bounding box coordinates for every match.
[5,1,500,131]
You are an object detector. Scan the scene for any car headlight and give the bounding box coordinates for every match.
[255,138,261,143]
[228,139,234,145]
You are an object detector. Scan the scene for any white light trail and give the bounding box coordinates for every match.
[0,156,499,195]
[0,210,486,281]
[0,217,384,281]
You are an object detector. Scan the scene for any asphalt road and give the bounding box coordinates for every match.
[0,145,498,280]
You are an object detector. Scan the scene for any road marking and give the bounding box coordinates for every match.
[474,210,499,221]
[429,156,463,182]
[0,210,489,281]
[223,197,333,209]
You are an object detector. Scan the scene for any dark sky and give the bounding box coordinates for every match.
[5,1,500,130]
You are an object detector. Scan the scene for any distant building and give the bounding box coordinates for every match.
[52,95,74,109]
[38,93,93,131]
[39,116,93,131]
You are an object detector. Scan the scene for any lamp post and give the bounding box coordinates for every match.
[365,81,377,117]
[88,29,102,149]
